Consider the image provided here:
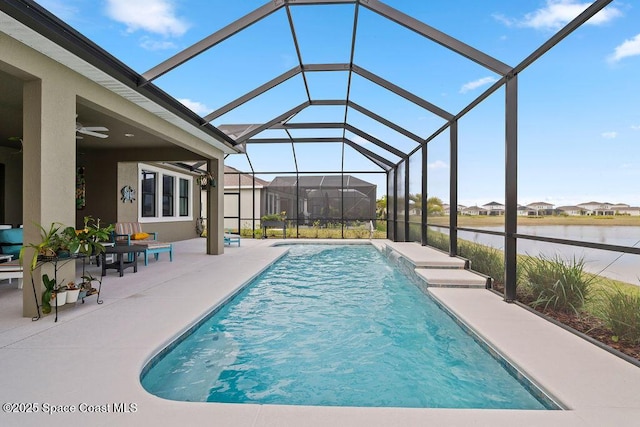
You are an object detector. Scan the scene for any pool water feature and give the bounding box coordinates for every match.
[141,244,557,409]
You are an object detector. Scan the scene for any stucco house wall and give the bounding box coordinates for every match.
[224,186,264,232]
[116,162,202,242]
[0,11,232,316]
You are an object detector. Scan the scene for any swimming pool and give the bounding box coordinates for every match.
[141,244,557,409]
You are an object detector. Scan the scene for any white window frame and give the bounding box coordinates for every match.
[138,164,194,223]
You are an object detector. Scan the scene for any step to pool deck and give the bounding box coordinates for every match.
[383,242,467,268]
[383,241,488,288]
[414,268,488,288]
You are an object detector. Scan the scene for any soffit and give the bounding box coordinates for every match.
[0,8,238,155]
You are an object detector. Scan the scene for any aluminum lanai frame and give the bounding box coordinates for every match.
[141,0,618,302]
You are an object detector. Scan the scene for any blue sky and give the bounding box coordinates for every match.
[38,0,640,206]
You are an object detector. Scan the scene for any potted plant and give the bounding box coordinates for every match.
[19,222,64,270]
[261,211,287,227]
[40,273,68,313]
[79,272,102,301]
[51,286,67,308]
[261,211,287,238]
[41,273,55,314]
[52,229,77,258]
[65,281,80,304]
[197,173,215,190]
[72,216,115,259]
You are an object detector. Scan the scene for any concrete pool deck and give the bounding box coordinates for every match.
[0,238,639,426]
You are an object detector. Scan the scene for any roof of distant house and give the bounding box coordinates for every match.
[556,205,583,210]
[268,175,376,189]
[224,165,270,188]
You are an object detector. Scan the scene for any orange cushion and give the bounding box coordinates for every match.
[131,232,150,240]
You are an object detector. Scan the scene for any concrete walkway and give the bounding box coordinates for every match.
[0,238,639,426]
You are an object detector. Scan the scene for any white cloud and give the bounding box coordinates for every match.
[428,160,448,170]
[178,99,211,116]
[105,0,189,37]
[459,77,498,94]
[491,13,515,27]
[631,125,640,131]
[139,36,177,51]
[351,135,371,146]
[601,131,617,139]
[608,34,640,63]
[497,0,621,31]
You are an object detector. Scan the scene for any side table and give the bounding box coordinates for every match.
[101,244,145,277]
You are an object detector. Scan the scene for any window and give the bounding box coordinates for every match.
[141,170,156,217]
[163,175,174,217]
[138,164,193,222]
[179,178,189,216]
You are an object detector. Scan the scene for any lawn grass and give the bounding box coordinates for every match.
[240,226,387,239]
[426,214,640,227]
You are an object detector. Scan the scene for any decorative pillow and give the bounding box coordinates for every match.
[0,228,23,244]
[131,232,150,240]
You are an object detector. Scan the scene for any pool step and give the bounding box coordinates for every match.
[414,268,488,288]
[383,242,467,268]
[382,241,488,288]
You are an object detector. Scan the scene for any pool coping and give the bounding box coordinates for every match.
[1,238,640,426]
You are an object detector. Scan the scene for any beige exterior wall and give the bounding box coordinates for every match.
[223,187,263,232]
[0,27,227,316]
[117,162,202,242]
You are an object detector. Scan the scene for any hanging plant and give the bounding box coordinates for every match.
[197,173,215,189]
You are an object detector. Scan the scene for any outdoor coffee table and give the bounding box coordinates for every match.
[100,244,145,277]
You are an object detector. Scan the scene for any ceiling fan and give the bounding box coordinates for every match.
[76,116,109,139]
[1,136,23,153]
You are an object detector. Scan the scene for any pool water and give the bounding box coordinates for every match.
[141,244,555,409]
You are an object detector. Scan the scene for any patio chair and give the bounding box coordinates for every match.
[224,229,241,247]
[113,222,172,265]
[113,222,157,245]
[0,260,23,289]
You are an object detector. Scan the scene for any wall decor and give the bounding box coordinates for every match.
[120,185,136,203]
[76,166,86,210]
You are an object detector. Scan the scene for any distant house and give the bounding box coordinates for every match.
[577,201,615,216]
[264,175,377,224]
[526,202,555,216]
[577,201,601,214]
[223,166,270,231]
[556,206,584,216]
[482,201,505,216]
[462,205,488,216]
[408,199,421,216]
[517,205,536,216]
[611,204,640,216]
[443,204,466,215]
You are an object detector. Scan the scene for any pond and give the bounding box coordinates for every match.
[457,225,640,285]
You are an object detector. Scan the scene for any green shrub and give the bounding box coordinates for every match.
[240,228,259,238]
[458,241,505,285]
[597,288,640,344]
[522,254,593,315]
[426,228,449,252]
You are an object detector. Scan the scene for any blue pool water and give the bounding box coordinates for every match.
[141,244,555,409]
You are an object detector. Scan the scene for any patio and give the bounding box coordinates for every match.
[1,238,639,426]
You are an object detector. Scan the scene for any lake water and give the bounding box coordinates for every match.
[456,225,640,286]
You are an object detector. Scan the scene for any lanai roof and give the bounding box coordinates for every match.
[133,0,613,176]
